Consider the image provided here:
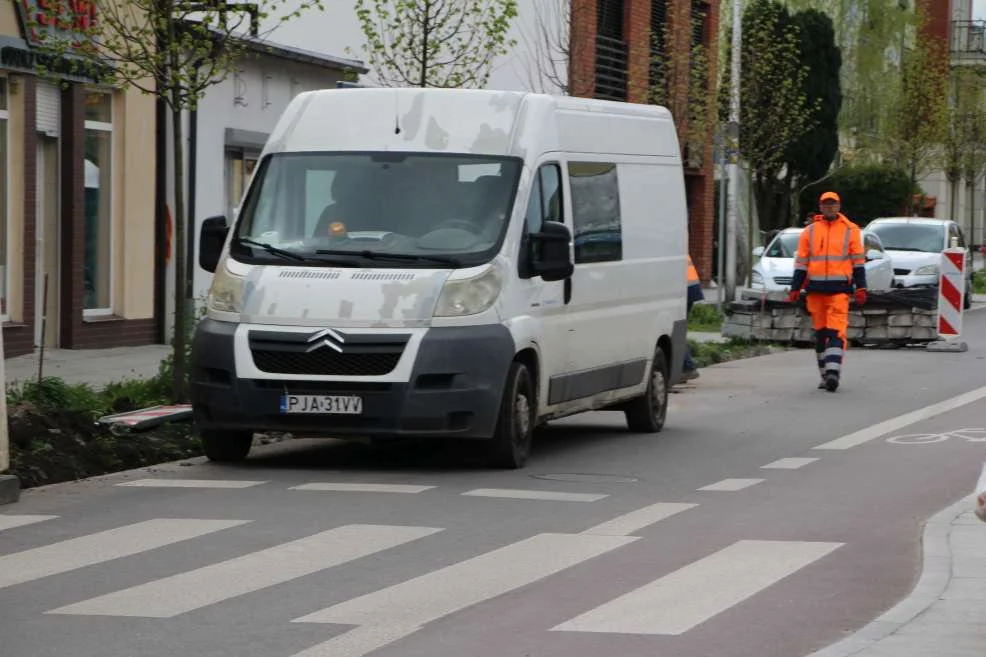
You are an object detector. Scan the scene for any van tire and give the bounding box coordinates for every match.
[486,361,536,469]
[624,348,669,433]
[200,429,254,462]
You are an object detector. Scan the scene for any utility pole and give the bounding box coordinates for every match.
[725,0,742,303]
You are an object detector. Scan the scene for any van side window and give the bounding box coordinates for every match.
[568,162,622,264]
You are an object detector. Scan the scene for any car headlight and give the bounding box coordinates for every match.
[752,271,764,286]
[434,265,502,317]
[913,264,939,276]
[207,255,246,313]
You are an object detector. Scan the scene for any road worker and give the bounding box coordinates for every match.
[682,255,704,382]
[786,192,867,392]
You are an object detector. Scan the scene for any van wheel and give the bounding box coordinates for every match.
[200,429,254,462]
[486,362,536,469]
[624,349,668,433]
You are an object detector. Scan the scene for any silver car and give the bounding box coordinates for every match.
[865,217,974,309]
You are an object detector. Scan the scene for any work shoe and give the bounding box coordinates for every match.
[824,374,839,392]
[818,381,826,390]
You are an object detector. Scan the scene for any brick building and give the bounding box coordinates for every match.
[570,0,719,282]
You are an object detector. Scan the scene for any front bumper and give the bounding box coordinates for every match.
[190,319,516,439]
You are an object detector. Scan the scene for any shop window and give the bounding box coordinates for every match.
[0,79,7,319]
[83,90,113,314]
[226,148,259,221]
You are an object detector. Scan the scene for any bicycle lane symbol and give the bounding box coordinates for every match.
[886,428,986,445]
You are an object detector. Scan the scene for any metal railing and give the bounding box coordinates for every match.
[952,20,986,58]
[594,35,628,101]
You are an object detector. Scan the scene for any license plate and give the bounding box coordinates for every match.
[280,395,363,415]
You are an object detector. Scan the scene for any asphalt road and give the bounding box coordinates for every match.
[2,309,986,657]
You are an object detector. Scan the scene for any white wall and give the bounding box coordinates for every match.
[920,171,986,245]
[162,52,349,338]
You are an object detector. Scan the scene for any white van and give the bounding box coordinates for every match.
[191,88,689,469]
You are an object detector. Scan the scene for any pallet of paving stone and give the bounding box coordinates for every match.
[732,287,939,313]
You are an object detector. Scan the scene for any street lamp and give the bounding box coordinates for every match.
[725,0,742,303]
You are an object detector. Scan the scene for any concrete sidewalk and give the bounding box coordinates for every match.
[809,493,986,657]
[4,345,169,389]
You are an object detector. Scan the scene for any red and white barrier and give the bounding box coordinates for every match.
[937,247,966,338]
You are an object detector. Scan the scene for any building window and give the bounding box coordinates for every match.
[0,78,8,320]
[568,162,622,264]
[83,90,113,314]
[227,148,259,220]
[595,0,628,101]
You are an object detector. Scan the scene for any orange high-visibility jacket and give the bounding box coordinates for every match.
[790,214,867,294]
[687,256,700,285]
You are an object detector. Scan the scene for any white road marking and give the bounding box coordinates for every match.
[761,457,819,470]
[461,488,608,502]
[552,539,843,635]
[814,385,986,450]
[48,524,441,618]
[0,519,247,590]
[290,483,435,494]
[581,502,697,537]
[290,532,637,657]
[116,479,268,488]
[697,478,764,492]
[0,515,57,532]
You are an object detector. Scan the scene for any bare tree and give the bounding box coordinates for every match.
[353,0,518,88]
[520,0,571,94]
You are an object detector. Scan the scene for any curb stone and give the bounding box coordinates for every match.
[0,474,21,505]
[805,493,971,657]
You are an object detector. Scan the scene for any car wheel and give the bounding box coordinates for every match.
[200,429,254,462]
[486,361,536,469]
[624,348,669,433]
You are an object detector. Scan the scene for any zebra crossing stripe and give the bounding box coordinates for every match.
[551,539,843,635]
[47,524,442,618]
[117,479,268,489]
[0,519,248,590]
[291,483,435,494]
[290,532,637,657]
[0,515,57,532]
[580,503,697,537]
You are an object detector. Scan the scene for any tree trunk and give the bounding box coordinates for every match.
[171,98,188,403]
[419,0,430,87]
[968,178,977,246]
[950,175,960,225]
[909,159,917,215]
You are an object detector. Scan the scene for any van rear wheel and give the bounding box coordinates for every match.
[200,429,254,462]
[486,361,536,469]
[624,348,669,433]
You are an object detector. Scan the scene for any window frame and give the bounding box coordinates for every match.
[82,90,115,318]
[568,161,623,265]
[0,77,8,322]
[519,162,564,279]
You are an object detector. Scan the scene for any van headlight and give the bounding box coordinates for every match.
[913,264,939,276]
[207,256,246,313]
[434,265,502,317]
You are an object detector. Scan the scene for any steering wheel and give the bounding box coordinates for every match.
[433,218,482,233]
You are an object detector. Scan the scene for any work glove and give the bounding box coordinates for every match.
[786,289,801,304]
[854,288,867,306]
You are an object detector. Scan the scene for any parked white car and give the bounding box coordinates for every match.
[751,227,894,292]
[865,217,974,309]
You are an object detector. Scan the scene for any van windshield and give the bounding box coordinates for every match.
[232,152,522,267]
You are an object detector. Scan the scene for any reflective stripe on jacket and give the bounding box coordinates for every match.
[791,214,866,294]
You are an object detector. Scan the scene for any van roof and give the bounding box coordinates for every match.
[263,88,680,159]
[869,217,951,226]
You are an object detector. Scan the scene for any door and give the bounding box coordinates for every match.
[35,137,60,348]
[519,162,571,409]
[862,233,893,291]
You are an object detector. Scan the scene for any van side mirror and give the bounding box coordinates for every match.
[752,246,765,257]
[200,215,229,273]
[865,249,882,261]
[532,221,573,282]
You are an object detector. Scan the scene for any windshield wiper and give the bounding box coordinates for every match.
[233,237,308,262]
[315,249,461,267]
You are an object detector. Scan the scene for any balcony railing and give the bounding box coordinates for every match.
[594,35,628,101]
[951,20,986,65]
